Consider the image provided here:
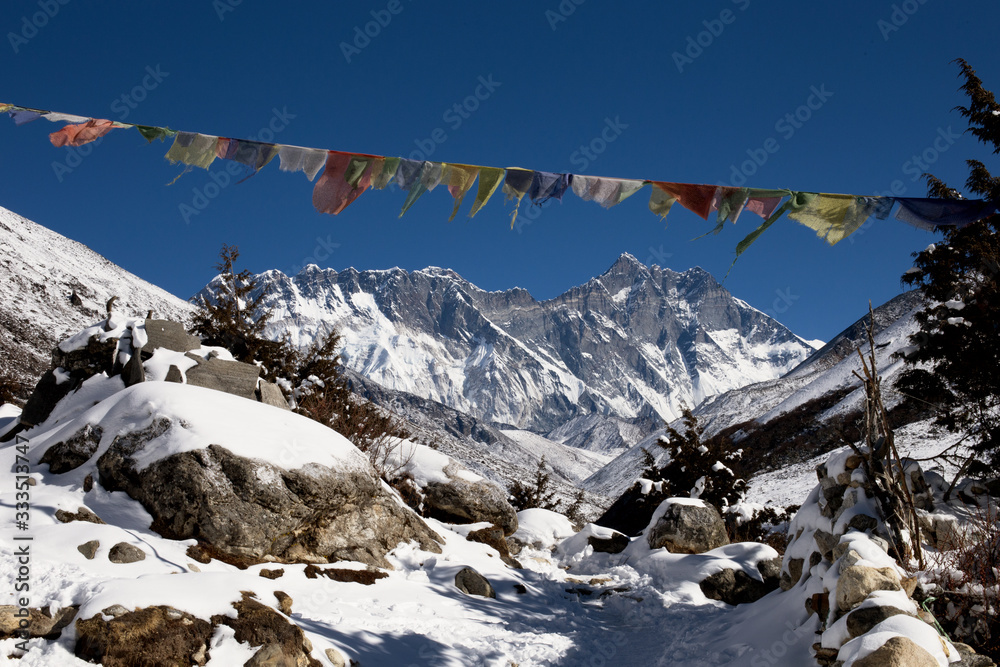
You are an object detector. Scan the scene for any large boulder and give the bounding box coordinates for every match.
[142,319,200,357]
[836,564,901,613]
[392,443,518,536]
[849,635,940,667]
[41,383,442,569]
[645,498,729,554]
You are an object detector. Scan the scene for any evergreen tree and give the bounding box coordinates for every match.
[508,457,560,511]
[896,59,1000,476]
[189,244,285,378]
[655,406,746,509]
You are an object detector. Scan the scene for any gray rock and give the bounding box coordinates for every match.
[646,500,729,554]
[121,351,145,387]
[257,381,290,410]
[164,365,184,383]
[185,357,261,401]
[847,514,878,533]
[19,369,76,428]
[92,416,442,568]
[814,529,838,560]
[422,465,518,536]
[0,605,78,639]
[781,557,805,591]
[40,424,103,473]
[108,542,146,564]
[836,565,901,612]
[587,529,629,554]
[143,319,200,356]
[846,605,909,638]
[77,540,100,560]
[852,635,939,667]
[700,558,781,606]
[55,507,105,524]
[455,567,496,598]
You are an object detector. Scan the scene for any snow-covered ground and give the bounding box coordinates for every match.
[0,378,820,667]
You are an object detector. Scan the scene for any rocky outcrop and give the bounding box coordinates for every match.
[75,606,214,666]
[75,596,323,667]
[247,255,814,435]
[43,414,443,569]
[0,605,78,640]
[777,448,967,667]
[699,557,781,606]
[645,499,729,554]
[423,473,518,537]
[18,317,288,435]
[455,567,496,599]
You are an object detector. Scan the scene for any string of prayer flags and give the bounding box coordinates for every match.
[372,156,400,190]
[894,197,999,231]
[786,194,892,245]
[399,161,444,217]
[444,164,480,221]
[312,151,381,215]
[165,132,218,170]
[649,187,678,220]
[501,168,534,226]
[5,98,999,256]
[278,145,328,181]
[49,119,120,148]
[527,171,571,205]
[651,182,718,220]
[469,166,504,218]
[135,125,176,144]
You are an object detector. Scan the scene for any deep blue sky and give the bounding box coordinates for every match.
[1,1,998,342]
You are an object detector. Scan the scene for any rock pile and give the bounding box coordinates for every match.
[780,448,992,666]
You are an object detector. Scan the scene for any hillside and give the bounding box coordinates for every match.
[0,205,194,394]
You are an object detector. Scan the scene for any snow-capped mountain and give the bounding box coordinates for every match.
[583,290,929,499]
[224,254,819,437]
[0,205,194,389]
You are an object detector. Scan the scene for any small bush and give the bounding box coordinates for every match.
[724,505,799,554]
[924,504,1000,661]
[508,457,560,512]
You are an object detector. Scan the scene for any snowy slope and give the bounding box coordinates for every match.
[0,374,815,666]
[585,292,927,499]
[0,205,194,387]
[214,254,818,439]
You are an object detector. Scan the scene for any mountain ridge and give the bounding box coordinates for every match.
[223,251,820,439]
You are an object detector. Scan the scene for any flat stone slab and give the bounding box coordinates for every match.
[143,319,200,355]
[185,357,260,401]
